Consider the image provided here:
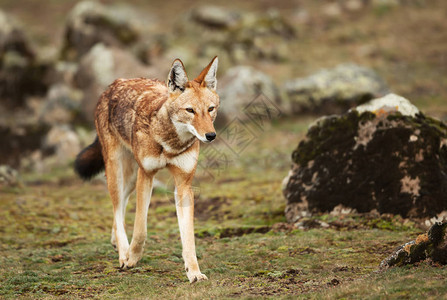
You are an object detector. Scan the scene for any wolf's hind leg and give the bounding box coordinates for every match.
[110,153,138,251]
[106,147,137,268]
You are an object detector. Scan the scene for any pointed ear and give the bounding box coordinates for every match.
[167,59,188,93]
[194,56,218,91]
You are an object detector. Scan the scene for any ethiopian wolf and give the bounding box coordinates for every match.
[74,57,219,283]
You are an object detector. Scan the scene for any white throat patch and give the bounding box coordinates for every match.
[186,124,208,143]
[172,120,195,143]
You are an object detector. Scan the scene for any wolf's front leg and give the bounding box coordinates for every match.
[126,168,154,268]
[170,167,207,283]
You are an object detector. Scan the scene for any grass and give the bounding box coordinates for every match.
[1,0,447,298]
[1,117,445,299]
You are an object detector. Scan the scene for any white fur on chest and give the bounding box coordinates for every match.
[142,149,198,173]
[168,149,198,173]
[142,155,167,171]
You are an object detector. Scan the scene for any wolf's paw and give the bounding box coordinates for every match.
[119,254,130,269]
[126,249,143,268]
[187,272,208,283]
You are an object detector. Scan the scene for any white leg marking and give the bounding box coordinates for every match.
[115,169,130,268]
[126,171,153,268]
[174,187,208,283]
[112,160,137,251]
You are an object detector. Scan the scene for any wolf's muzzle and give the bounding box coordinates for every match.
[205,132,216,141]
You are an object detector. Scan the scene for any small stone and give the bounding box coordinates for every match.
[0,165,19,187]
[43,125,81,164]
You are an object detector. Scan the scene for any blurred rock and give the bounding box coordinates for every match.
[284,63,389,115]
[163,44,197,70]
[132,35,168,66]
[283,94,447,221]
[54,61,79,86]
[355,93,419,117]
[176,7,295,63]
[61,1,157,61]
[191,5,241,29]
[43,125,81,164]
[371,0,400,8]
[0,118,49,168]
[20,150,44,173]
[345,0,364,12]
[38,83,83,125]
[216,66,282,127]
[0,165,19,187]
[381,222,447,267]
[74,43,158,124]
[291,9,310,25]
[322,3,343,18]
[0,10,53,108]
[0,10,33,58]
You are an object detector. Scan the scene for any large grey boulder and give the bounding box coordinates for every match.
[175,6,295,63]
[283,94,447,221]
[0,10,52,108]
[191,5,241,29]
[61,1,156,61]
[216,66,282,127]
[284,64,389,115]
[74,44,158,124]
[0,116,49,168]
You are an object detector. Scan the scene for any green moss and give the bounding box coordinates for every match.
[292,111,375,165]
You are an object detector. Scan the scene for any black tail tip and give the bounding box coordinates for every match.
[74,137,105,180]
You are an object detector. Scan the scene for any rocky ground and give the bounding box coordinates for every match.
[1,0,447,298]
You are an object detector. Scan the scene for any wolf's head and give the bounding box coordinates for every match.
[166,57,219,143]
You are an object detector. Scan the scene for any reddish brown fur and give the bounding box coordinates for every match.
[89,57,219,283]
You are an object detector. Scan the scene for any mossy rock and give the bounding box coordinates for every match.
[60,1,145,61]
[0,10,52,107]
[283,64,389,115]
[175,6,295,63]
[381,222,447,267]
[283,94,447,220]
[0,122,50,168]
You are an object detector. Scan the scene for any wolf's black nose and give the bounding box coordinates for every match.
[205,132,216,141]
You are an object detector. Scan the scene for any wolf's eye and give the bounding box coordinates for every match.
[208,106,215,112]
[186,108,195,114]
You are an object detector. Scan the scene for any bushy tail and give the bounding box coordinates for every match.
[74,136,105,180]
